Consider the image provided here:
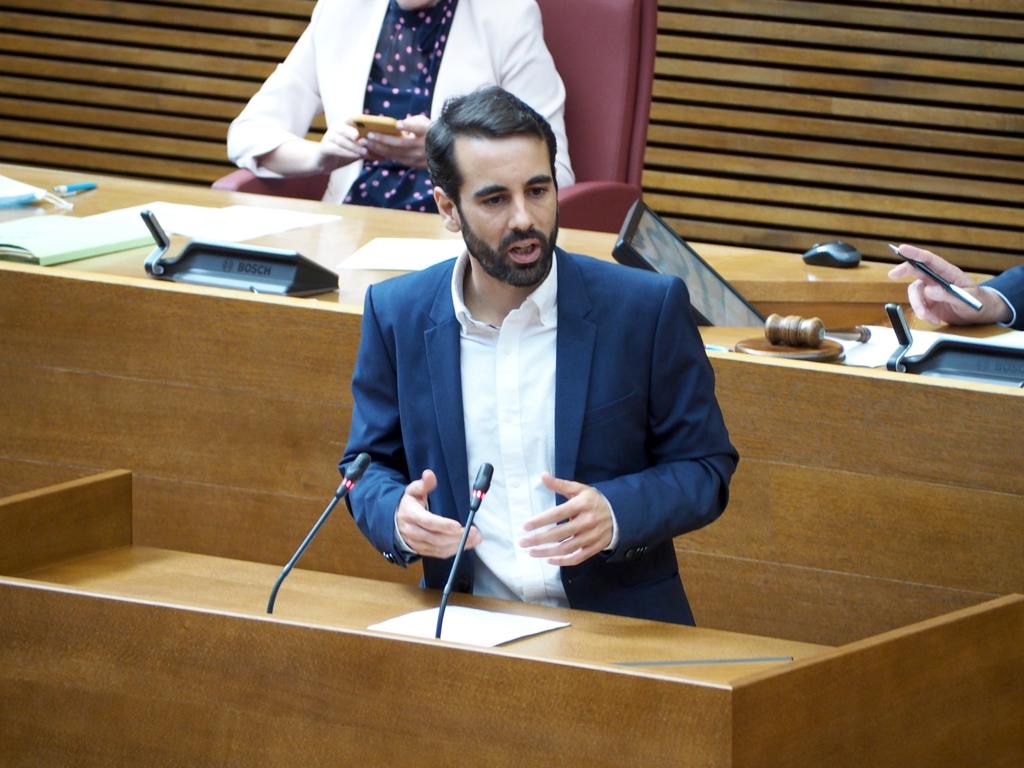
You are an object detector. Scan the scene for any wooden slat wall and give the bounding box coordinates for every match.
[0,0,312,183]
[652,0,1024,271]
[0,0,1020,267]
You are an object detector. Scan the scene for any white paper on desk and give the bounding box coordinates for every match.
[0,174,45,206]
[336,237,463,272]
[0,174,72,212]
[839,326,1024,368]
[369,606,568,647]
[123,201,339,241]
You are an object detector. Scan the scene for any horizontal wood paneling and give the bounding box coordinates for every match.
[0,575,737,767]
[650,101,1024,158]
[0,364,345,495]
[0,268,385,584]
[0,268,352,400]
[132,476,414,585]
[712,356,1024,496]
[0,141,228,184]
[732,597,1024,767]
[0,0,315,183]
[0,460,92,500]
[678,351,1024,643]
[676,458,1021,644]
[658,4,1024,59]
[0,471,131,576]
[693,461,1022,596]
[680,548,996,646]
[0,8,299,58]
[650,0,1024,271]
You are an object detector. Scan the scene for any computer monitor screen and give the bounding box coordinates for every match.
[613,201,765,327]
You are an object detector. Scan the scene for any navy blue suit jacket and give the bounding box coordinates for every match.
[342,249,738,625]
[985,266,1024,330]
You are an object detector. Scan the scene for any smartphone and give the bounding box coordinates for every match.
[888,243,983,311]
[351,115,401,138]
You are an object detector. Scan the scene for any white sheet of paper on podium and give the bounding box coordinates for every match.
[119,201,340,242]
[336,237,463,272]
[369,606,569,647]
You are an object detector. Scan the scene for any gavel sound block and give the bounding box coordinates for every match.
[734,314,871,361]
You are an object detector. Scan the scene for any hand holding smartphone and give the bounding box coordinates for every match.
[888,243,983,312]
[350,115,402,139]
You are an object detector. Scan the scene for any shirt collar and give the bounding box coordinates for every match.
[450,249,559,332]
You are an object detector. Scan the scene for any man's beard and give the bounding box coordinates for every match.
[459,208,558,289]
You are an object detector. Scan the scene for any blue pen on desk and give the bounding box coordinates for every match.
[53,182,97,198]
[704,344,730,353]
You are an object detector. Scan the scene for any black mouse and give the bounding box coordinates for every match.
[802,240,861,268]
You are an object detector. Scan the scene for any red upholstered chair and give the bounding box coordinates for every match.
[535,0,657,233]
[212,168,329,200]
[213,0,657,234]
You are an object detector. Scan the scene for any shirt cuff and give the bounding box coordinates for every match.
[394,516,417,557]
[602,493,620,552]
[986,286,1018,328]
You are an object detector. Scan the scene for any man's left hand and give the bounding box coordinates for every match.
[519,473,613,566]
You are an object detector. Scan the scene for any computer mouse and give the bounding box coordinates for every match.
[802,240,861,269]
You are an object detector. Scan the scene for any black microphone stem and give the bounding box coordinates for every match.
[267,453,369,614]
[434,505,480,639]
[435,463,493,639]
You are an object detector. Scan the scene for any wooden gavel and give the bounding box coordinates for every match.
[765,314,871,348]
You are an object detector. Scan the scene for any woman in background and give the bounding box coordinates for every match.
[227,0,574,213]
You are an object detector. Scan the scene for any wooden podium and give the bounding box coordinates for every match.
[1,472,1020,767]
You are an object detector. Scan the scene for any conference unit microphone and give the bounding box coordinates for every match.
[434,463,493,639]
[266,452,371,614]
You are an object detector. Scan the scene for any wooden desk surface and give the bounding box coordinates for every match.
[17,544,826,687]
[1,162,927,323]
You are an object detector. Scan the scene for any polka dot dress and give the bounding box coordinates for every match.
[344,0,457,213]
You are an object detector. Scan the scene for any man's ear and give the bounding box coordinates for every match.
[434,186,462,233]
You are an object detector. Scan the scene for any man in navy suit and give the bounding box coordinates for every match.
[889,244,1024,330]
[341,86,737,625]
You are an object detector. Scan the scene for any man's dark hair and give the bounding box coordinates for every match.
[425,86,558,203]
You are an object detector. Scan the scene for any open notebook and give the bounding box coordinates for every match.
[0,209,152,266]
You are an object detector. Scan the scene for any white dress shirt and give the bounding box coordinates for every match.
[450,252,568,606]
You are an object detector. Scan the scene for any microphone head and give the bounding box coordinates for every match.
[472,463,494,494]
[344,453,371,483]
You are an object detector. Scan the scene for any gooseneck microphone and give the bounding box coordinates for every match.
[434,463,493,639]
[266,452,370,614]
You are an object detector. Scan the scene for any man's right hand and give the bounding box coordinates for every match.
[888,244,1011,327]
[396,469,481,558]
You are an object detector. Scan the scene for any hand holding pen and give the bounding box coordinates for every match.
[887,244,1011,327]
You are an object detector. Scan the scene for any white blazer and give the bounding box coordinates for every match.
[227,0,574,203]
